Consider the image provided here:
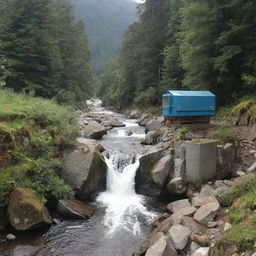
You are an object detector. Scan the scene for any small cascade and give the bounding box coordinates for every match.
[97,153,156,235]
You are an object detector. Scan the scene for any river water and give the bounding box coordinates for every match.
[1,99,159,256]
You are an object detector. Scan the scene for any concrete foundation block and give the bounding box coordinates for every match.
[185,140,218,184]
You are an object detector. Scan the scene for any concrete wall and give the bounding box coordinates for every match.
[185,140,218,184]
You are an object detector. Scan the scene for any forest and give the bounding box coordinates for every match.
[0,0,92,106]
[72,0,137,76]
[99,0,256,109]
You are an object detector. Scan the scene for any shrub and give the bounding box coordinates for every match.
[211,127,237,143]
[174,126,191,141]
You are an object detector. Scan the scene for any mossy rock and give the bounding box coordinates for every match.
[8,187,52,231]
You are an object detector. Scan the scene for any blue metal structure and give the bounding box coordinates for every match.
[163,90,216,117]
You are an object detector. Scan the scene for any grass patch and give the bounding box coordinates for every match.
[0,89,78,228]
[174,126,191,141]
[214,173,256,254]
[210,127,237,143]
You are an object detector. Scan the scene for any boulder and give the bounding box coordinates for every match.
[166,199,191,213]
[168,224,191,251]
[191,233,211,247]
[62,144,107,199]
[199,185,215,197]
[181,216,207,235]
[82,121,108,139]
[145,120,163,133]
[130,110,140,118]
[8,188,52,231]
[172,206,197,219]
[76,137,105,152]
[151,155,173,187]
[167,177,187,195]
[217,143,236,178]
[135,149,165,196]
[155,216,174,233]
[194,202,220,226]
[191,247,209,256]
[101,119,125,128]
[141,131,160,145]
[138,114,149,126]
[57,199,94,219]
[192,196,219,208]
[145,236,178,256]
[140,232,165,254]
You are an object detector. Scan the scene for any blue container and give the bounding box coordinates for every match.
[163,90,216,117]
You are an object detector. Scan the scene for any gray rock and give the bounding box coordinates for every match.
[141,131,160,145]
[82,121,108,139]
[168,224,191,250]
[6,234,16,241]
[192,196,219,208]
[135,149,165,196]
[130,110,140,118]
[190,242,201,254]
[154,216,174,233]
[247,162,256,173]
[235,170,246,177]
[138,114,149,126]
[140,232,165,254]
[217,143,236,178]
[172,206,197,218]
[223,222,232,232]
[12,245,38,256]
[145,119,163,133]
[194,202,220,226]
[57,199,94,219]
[167,177,187,195]
[145,236,178,256]
[124,128,133,136]
[167,199,191,213]
[101,119,125,128]
[151,155,173,187]
[52,218,61,225]
[181,216,207,235]
[191,247,209,256]
[76,137,105,152]
[173,158,185,178]
[199,185,215,197]
[174,142,186,159]
[62,144,107,199]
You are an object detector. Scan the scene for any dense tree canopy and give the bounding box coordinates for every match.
[99,0,256,109]
[0,0,92,105]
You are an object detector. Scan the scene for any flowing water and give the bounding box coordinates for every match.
[1,99,159,256]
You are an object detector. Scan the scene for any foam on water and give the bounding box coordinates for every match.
[97,154,156,236]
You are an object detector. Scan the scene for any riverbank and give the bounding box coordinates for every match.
[1,93,256,255]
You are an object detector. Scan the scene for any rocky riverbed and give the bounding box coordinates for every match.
[1,99,256,256]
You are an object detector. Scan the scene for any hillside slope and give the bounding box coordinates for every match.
[72,0,138,76]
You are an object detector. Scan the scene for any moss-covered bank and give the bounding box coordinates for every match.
[0,89,78,229]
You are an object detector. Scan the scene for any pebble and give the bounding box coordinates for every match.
[207,221,218,228]
[6,234,16,241]
[223,222,232,232]
[235,171,246,177]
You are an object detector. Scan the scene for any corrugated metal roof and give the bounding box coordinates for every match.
[166,90,215,97]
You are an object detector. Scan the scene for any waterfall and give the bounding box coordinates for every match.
[96,153,156,236]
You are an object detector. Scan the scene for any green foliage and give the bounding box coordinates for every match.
[99,0,256,110]
[72,0,137,77]
[0,89,77,226]
[211,127,237,143]
[174,126,191,141]
[0,0,92,105]
[219,174,256,207]
[216,173,256,254]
